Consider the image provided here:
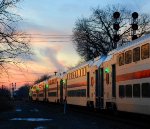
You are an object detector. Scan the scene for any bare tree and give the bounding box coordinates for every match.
[34,74,50,84]
[15,83,30,100]
[73,5,150,61]
[0,0,31,75]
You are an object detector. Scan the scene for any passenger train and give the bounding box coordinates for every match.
[30,34,150,115]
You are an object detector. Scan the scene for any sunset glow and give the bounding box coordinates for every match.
[1,0,150,88]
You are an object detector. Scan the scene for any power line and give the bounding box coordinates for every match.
[0,81,35,83]
[20,37,72,39]
[30,41,72,42]
[23,34,72,36]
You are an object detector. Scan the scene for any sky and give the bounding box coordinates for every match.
[1,0,150,89]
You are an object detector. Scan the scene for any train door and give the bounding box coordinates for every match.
[63,79,67,103]
[100,68,104,108]
[95,69,100,108]
[112,64,116,98]
[60,79,63,103]
[57,81,59,102]
[87,72,90,98]
[44,85,46,101]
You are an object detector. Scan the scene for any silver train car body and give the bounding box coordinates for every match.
[30,34,150,115]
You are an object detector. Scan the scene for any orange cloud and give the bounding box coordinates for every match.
[0,25,80,88]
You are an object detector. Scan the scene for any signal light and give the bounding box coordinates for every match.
[113,35,120,42]
[113,23,120,31]
[132,12,138,19]
[132,35,138,40]
[113,12,120,19]
[132,24,138,30]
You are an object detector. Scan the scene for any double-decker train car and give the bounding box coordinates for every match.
[37,81,46,101]
[30,85,38,101]
[30,33,150,115]
[100,34,150,114]
[115,34,150,114]
[66,61,90,107]
[46,75,59,103]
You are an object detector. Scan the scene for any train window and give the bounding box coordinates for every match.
[125,85,132,97]
[83,67,86,76]
[119,85,125,97]
[69,73,71,79]
[67,89,86,97]
[142,83,150,97]
[68,74,69,79]
[69,74,71,79]
[48,92,57,97]
[52,79,54,84]
[76,70,78,78]
[39,93,44,97]
[67,74,69,79]
[33,94,36,97]
[133,47,140,62]
[78,69,81,77]
[118,53,124,66]
[82,68,84,76]
[141,43,149,60]
[133,84,140,97]
[49,80,51,85]
[125,50,132,64]
[74,71,76,78]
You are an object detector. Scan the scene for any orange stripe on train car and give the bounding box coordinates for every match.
[116,69,150,82]
[67,82,87,88]
[49,87,57,90]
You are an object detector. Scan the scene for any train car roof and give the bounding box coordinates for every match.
[67,60,93,72]
[91,55,107,67]
[98,34,150,63]
[109,33,150,56]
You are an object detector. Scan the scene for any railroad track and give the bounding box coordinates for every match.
[67,105,150,129]
[31,101,150,128]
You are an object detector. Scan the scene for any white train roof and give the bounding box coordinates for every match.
[91,55,107,67]
[92,33,150,64]
[67,60,93,72]
[109,33,150,55]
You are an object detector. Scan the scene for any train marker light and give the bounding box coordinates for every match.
[63,79,66,84]
[36,87,40,91]
[45,84,49,89]
[105,68,110,73]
